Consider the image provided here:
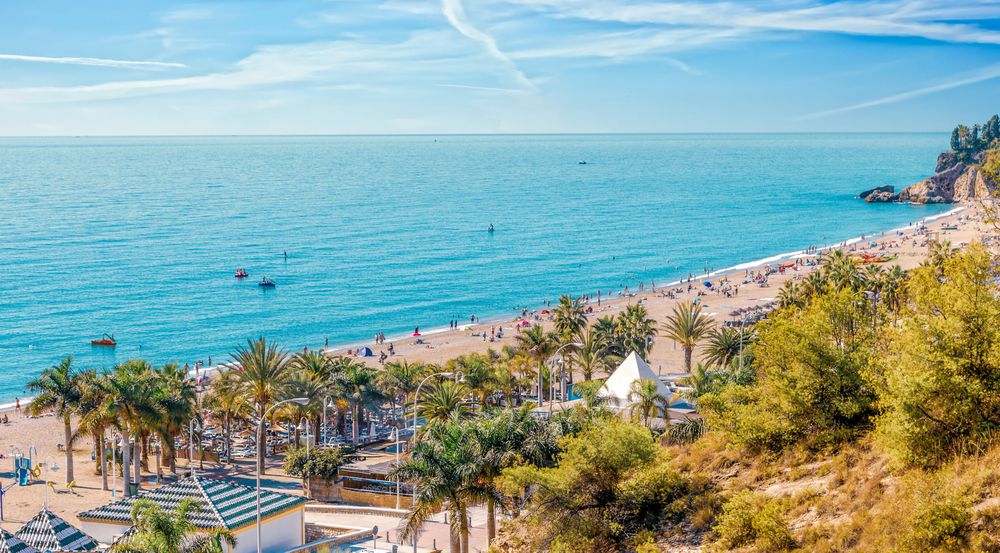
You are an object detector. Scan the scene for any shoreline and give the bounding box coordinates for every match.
[0,203,968,404]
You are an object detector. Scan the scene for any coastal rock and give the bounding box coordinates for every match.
[899,150,998,203]
[865,190,899,203]
[858,185,894,200]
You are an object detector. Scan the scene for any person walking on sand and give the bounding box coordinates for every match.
[14,398,19,413]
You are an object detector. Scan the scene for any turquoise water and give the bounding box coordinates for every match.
[0,134,950,402]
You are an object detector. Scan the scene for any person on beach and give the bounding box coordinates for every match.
[208,356,211,366]
[15,398,19,413]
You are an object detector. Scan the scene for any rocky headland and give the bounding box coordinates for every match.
[862,115,1000,204]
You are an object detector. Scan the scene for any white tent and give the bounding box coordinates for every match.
[599,351,673,409]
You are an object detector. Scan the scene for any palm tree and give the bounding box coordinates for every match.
[109,498,236,553]
[800,271,829,298]
[702,327,741,368]
[930,239,960,266]
[616,305,658,360]
[72,369,109,486]
[572,327,615,381]
[776,280,802,310]
[627,379,671,428]
[339,360,386,446]
[290,350,336,380]
[826,256,861,292]
[680,363,719,400]
[380,360,427,422]
[203,371,252,464]
[392,418,498,553]
[230,337,293,472]
[417,380,473,433]
[552,294,587,338]
[26,356,82,484]
[153,362,198,473]
[77,364,165,496]
[515,325,555,401]
[661,301,714,373]
[465,409,536,545]
[282,370,332,444]
[447,353,500,407]
[882,264,908,318]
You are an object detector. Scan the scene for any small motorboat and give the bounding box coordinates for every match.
[235,269,249,278]
[487,224,494,232]
[259,277,276,288]
[91,333,116,347]
[579,160,587,164]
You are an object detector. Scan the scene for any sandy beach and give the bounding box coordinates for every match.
[0,204,987,532]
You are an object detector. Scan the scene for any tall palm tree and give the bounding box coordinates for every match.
[392,418,498,553]
[615,305,658,360]
[572,327,615,381]
[77,364,165,496]
[203,371,252,464]
[339,360,386,446]
[881,264,908,318]
[447,353,500,407]
[282,370,332,444]
[627,379,671,428]
[800,271,829,299]
[776,280,802,310]
[417,380,473,432]
[702,327,742,368]
[26,356,82,484]
[552,294,587,338]
[290,350,336,380]
[380,360,427,421]
[465,409,535,545]
[109,498,236,553]
[153,362,198,473]
[72,369,109,485]
[661,301,714,373]
[230,337,293,472]
[515,325,555,401]
[930,239,960,266]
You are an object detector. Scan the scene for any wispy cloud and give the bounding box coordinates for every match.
[436,83,527,92]
[440,0,536,89]
[0,54,186,70]
[508,0,1000,45]
[799,63,1000,119]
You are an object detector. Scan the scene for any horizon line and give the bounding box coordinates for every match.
[0,131,954,138]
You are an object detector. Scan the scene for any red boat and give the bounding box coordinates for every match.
[91,333,116,347]
[235,269,249,278]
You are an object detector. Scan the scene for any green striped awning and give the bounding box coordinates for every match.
[78,476,307,531]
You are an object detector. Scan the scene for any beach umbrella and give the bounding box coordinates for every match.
[519,320,532,326]
[540,310,550,314]
[703,281,712,287]
[459,325,472,331]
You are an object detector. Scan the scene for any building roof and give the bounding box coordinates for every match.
[77,476,307,532]
[0,528,38,553]
[599,351,674,407]
[14,509,98,552]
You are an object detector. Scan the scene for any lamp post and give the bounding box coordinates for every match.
[411,372,457,436]
[297,417,310,499]
[257,398,309,553]
[189,419,202,479]
[40,457,59,510]
[322,396,332,447]
[389,427,400,509]
[548,343,583,414]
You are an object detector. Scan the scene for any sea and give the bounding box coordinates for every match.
[0,133,953,404]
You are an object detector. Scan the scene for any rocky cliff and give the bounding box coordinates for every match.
[898,151,997,203]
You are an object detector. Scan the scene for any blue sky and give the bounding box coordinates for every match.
[2,0,1000,134]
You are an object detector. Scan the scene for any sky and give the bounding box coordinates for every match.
[2,0,1000,134]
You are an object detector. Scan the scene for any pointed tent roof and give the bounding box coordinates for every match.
[14,509,98,552]
[599,351,673,407]
[0,528,38,553]
[78,475,307,532]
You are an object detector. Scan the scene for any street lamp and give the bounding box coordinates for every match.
[389,427,401,509]
[257,398,309,553]
[40,457,59,510]
[322,396,332,447]
[297,417,310,499]
[189,419,202,479]
[411,372,458,437]
[547,343,583,413]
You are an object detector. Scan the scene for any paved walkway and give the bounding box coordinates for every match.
[306,506,489,553]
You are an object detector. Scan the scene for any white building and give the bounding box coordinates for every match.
[78,476,307,553]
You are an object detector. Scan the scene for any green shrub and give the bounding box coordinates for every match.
[710,489,794,552]
[283,446,355,482]
[898,481,972,551]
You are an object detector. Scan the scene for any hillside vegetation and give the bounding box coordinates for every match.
[491,244,1000,552]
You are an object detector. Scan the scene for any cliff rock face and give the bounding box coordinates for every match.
[866,190,900,203]
[859,185,894,200]
[899,151,996,203]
